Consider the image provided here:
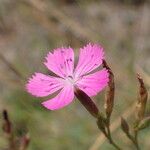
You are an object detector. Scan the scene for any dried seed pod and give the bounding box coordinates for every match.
[103,60,115,118]
[74,88,100,118]
[136,74,148,121]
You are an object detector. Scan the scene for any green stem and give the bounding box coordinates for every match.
[125,131,140,150]
[106,122,122,150]
[97,116,122,150]
[134,131,140,150]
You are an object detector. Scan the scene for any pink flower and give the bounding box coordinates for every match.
[26,43,109,110]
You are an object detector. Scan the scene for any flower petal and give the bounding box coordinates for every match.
[74,43,104,78]
[44,47,74,78]
[26,73,64,97]
[76,69,109,96]
[42,85,74,110]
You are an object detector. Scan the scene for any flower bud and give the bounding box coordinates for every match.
[103,60,114,118]
[121,117,129,135]
[74,88,100,118]
[136,74,148,121]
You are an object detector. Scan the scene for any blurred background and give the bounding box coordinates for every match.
[0,0,150,149]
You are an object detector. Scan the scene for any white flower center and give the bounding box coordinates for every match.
[66,76,75,85]
[63,74,81,87]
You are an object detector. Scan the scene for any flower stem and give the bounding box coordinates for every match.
[134,131,140,150]
[97,116,122,150]
[106,121,121,150]
[108,138,121,150]
[122,129,140,150]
